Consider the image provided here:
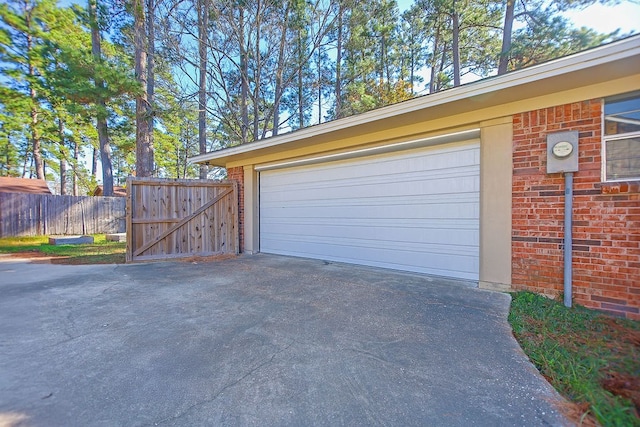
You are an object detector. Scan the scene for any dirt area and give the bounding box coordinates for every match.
[7,251,66,263]
[7,251,238,265]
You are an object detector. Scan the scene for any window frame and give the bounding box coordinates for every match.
[602,93,640,182]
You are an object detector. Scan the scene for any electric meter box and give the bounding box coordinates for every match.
[547,131,579,174]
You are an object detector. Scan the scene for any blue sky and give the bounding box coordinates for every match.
[560,2,639,35]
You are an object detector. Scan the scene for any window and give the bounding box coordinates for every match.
[603,91,640,181]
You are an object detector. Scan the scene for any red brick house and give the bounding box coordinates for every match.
[192,36,640,319]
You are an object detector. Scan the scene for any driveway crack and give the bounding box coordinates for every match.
[149,339,296,426]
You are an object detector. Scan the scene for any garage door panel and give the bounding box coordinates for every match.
[264,234,479,261]
[260,141,480,280]
[262,202,479,221]
[261,179,478,203]
[262,222,479,247]
[263,144,479,187]
[264,217,479,230]
[263,238,479,280]
[261,167,479,197]
[261,190,479,212]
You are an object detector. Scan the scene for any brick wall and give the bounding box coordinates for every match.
[512,99,640,319]
[227,166,244,253]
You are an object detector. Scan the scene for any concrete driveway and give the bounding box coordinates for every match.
[0,254,566,426]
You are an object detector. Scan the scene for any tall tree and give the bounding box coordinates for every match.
[41,1,138,193]
[0,86,28,177]
[497,0,619,74]
[133,0,153,176]
[197,0,208,178]
[497,0,514,74]
[0,0,55,179]
[333,0,346,118]
[451,0,461,86]
[88,0,113,195]
[146,0,155,170]
[271,0,292,136]
[399,5,427,94]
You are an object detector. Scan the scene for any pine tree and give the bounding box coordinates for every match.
[0,0,59,179]
[134,0,154,177]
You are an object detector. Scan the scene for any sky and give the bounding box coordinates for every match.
[395,0,640,36]
[560,2,640,35]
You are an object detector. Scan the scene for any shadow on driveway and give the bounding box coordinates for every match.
[0,254,567,426]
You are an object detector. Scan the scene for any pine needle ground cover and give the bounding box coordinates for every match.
[0,235,125,264]
[509,292,640,426]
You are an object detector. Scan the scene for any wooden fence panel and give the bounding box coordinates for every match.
[126,177,238,262]
[0,193,126,237]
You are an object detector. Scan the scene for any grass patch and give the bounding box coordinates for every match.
[509,291,640,426]
[0,235,126,264]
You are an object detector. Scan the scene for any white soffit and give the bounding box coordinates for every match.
[254,129,481,171]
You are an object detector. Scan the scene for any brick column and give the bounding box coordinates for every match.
[226,166,244,253]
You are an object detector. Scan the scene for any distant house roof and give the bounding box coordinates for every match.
[0,177,52,194]
[92,185,127,197]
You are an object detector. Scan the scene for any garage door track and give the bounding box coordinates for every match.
[0,254,567,426]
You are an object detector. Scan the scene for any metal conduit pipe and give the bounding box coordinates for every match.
[564,172,573,308]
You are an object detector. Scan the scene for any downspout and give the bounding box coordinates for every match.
[563,172,573,308]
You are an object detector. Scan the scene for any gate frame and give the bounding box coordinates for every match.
[126,177,238,262]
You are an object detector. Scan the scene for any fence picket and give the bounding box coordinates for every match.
[0,193,126,237]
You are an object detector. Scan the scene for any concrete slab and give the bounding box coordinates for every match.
[105,233,126,242]
[0,254,569,426]
[48,235,94,245]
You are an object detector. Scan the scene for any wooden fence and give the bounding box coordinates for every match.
[0,192,126,237]
[126,177,238,262]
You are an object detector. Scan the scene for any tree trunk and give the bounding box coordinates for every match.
[147,0,155,159]
[297,34,304,128]
[21,150,29,178]
[410,36,415,94]
[317,47,322,125]
[498,0,515,75]
[134,0,154,177]
[89,0,114,196]
[452,0,461,87]
[92,146,99,179]
[57,117,67,195]
[438,41,448,91]
[28,98,44,179]
[382,33,390,93]
[335,3,343,119]
[429,25,440,93]
[252,0,261,141]
[272,1,291,136]
[198,0,208,178]
[2,132,10,175]
[239,8,249,144]
[73,138,79,196]
[25,26,44,180]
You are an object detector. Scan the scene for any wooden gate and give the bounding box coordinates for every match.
[126,177,238,262]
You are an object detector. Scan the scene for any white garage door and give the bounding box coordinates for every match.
[259,141,480,280]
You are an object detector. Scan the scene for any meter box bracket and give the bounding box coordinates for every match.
[547,131,579,174]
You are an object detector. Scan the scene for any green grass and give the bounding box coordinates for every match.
[0,234,126,264]
[509,292,640,426]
